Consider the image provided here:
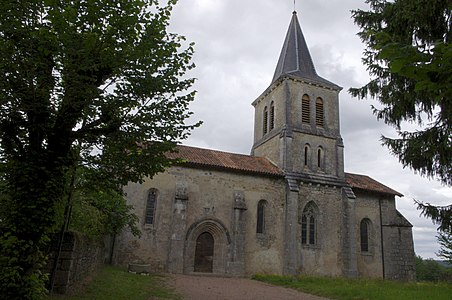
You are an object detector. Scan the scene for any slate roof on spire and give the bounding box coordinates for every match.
[272,11,340,90]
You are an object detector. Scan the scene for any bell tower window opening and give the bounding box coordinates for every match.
[263,106,268,135]
[302,94,310,124]
[317,147,323,169]
[304,144,310,167]
[315,97,324,127]
[270,102,275,130]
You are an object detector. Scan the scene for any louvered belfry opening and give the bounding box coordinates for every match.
[270,102,275,130]
[315,98,324,127]
[263,106,268,135]
[302,94,310,124]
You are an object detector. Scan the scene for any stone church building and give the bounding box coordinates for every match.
[114,12,416,280]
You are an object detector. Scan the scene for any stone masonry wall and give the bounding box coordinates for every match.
[382,225,416,281]
[296,183,344,276]
[354,191,415,281]
[45,231,105,294]
[354,190,384,278]
[115,166,286,276]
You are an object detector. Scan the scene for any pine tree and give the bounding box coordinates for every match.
[350,0,451,186]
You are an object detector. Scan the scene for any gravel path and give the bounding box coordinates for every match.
[169,274,328,300]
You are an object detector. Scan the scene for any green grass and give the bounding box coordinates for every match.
[48,265,180,300]
[253,274,452,300]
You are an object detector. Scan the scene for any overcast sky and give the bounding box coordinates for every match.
[167,0,451,259]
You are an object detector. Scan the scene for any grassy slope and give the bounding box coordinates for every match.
[48,266,180,300]
[253,274,452,300]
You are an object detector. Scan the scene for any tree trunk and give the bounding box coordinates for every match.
[0,155,70,299]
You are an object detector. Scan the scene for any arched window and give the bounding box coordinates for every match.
[145,189,158,225]
[360,218,371,252]
[301,201,318,245]
[270,102,275,130]
[302,94,310,124]
[315,97,324,127]
[317,147,323,169]
[263,106,268,135]
[301,215,307,244]
[304,144,310,167]
[256,200,266,234]
[309,216,315,244]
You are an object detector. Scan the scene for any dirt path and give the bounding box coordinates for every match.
[169,274,328,300]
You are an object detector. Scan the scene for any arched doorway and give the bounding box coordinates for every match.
[194,232,214,272]
[184,218,231,274]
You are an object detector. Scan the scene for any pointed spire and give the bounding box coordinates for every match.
[272,11,340,89]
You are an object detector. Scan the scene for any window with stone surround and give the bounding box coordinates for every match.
[301,201,318,245]
[145,189,158,225]
[256,200,266,234]
[302,94,310,124]
[304,144,310,167]
[360,218,372,252]
[317,146,324,170]
[263,106,268,135]
[315,97,324,127]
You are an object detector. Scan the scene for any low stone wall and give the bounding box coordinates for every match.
[45,231,105,294]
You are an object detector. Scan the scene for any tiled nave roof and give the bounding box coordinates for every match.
[167,145,402,197]
[345,173,403,197]
[166,145,282,177]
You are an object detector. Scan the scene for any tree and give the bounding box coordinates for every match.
[415,200,452,232]
[0,0,199,298]
[350,0,451,253]
[350,0,451,186]
[65,165,141,242]
[437,230,452,263]
[415,255,452,282]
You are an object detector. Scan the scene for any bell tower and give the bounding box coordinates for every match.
[251,11,344,181]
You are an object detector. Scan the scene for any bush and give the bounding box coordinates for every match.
[416,256,452,282]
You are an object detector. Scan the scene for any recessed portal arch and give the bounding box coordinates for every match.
[184,218,231,274]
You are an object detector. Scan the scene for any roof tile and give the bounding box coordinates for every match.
[345,173,403,197]
[166,145,402,196]
[167,145,282,177]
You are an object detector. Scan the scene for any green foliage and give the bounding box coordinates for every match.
[68,167,140,239]
[437,231,452,263]
[253,273,452,300]
[0,0,199,298]
[415,255,452,282]
[47,266,180,300]
[350,0,452,186]
[415,200,452,232]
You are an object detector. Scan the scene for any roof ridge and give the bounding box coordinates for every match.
[344,172,371,178]
[177,144,258,159]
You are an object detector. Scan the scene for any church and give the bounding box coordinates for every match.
[113,11,416,280]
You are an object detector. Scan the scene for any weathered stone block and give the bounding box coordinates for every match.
[128,263,151,274]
